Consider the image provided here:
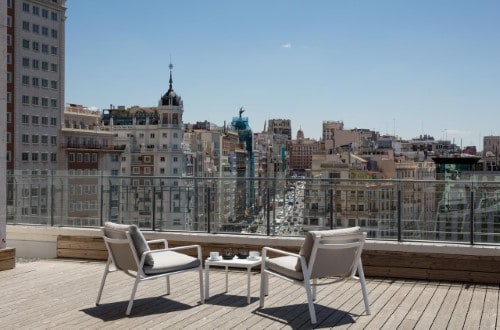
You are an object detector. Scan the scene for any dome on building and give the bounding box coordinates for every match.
[160,65,182,106]
[297,127,304,140]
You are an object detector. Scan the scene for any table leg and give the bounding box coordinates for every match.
[247,266,251,304]
[225,266,229,292]
[204,264,210,300]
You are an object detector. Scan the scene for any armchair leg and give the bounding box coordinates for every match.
[96,258,111,306]
[304,280,317,324]
[126,275,141,316]
[357,261,371,315]
[199,269,204,304]
[312,278,317,301]
[166,275,171,295]
[259,271,266,307]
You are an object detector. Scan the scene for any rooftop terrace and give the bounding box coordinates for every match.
[1,258,499,329]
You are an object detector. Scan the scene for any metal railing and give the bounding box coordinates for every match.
[6,173,500,245]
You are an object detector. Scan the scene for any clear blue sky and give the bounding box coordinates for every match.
[65,0,500,150]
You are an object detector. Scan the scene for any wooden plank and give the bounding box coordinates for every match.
[379,281,424,329]
[0,258,15,271]
[0,247,16,261]
[447,284,473,329]
[430,283,461,329]
[413,282,450,329]
[480,285,499,329]
[463,285,486,329]
[364,265,500,284]
[57,248,108,260]
[363,251,500,274]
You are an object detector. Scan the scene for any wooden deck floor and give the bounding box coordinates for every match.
[0,259,499,329]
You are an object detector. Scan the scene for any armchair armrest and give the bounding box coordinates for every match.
[146,239,168,249]
[261,246,300,259]
[139,244,203,266]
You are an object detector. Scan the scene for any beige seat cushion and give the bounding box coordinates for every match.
[103,222,154,266]
[144,250,201,275]
[266,256,304,281]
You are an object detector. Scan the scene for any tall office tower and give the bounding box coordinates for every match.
[6,0,66,174]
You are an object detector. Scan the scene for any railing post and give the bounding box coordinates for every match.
[50,171,54,226]
[397,188,402,242]
[266,188,271,236]
[207,187,211,234]
[152,186,156,231]
[470,190,474,245]
[329,188,334,229]
[99,172,104,227]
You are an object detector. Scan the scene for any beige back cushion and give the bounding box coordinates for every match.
[103,222,154,266]
[297,227,364,278]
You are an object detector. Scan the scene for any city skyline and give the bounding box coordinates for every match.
[65,0,500,149]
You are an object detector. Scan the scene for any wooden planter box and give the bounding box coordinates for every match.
[0,248,16,271]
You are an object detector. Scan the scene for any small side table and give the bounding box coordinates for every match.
[204,257,262,304]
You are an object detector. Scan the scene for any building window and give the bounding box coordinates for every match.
[7,92,12,103]
[41,98,48,107]
[76,153,82,162]
[23,3,29,12]
[32,153,38,161]
[51,12,58,21]
[22,134,29,144]
[41,153,48,162]
[92,153,97,162]
[42,79,48,88]
[32,135,39,144]
[42,44,49,53]
[32,77,39,87]
[42,61,48,71]
[160,156,165,162]
[7,0,12,8]
[22,57,30,68]
[144,156,151,163]
[50,99,57,108]
[51,136,57,145]
[7,53,11,64]
[50,117,57,126]
[22,95,29,105]
[32,96,39,106]
[32,6,40,15]
[32,116,39,125]
[51,153,57,162]
[22,21,30,31]
[23,39,30,49]
[42,9,48,18]
[173,156,178,162]
[41,135,48,144]
[32,42,40,51]
[32,59,39,69]
[51,63,57,72]
[22,152,29,161]
[51,80,57,89]
[42,27,48,36]
[133,167,140,174]
[7,35,11,46]
[51,46,57,55]
[51,29,58,39]
[41,117,48,125]
[144,167,151,175]
[22,75,30,86]
[32,24,39,34]
[22,115,29,124]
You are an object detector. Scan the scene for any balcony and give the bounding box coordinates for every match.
[2,242,499,328]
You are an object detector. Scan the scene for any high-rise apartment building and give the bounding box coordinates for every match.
[6,0,66,174]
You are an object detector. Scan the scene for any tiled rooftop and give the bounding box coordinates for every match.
[1,259,499,329]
